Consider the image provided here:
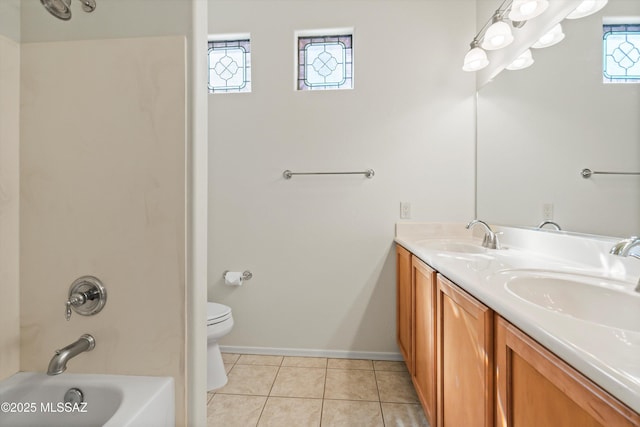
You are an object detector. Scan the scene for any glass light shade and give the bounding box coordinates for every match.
[506,49,534,70]
[481,21,514,50]
[566,0,608,19]
[508,0,549,22]
[532,23,565,48]
[463,46,489,72]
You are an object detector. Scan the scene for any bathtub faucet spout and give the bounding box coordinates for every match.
[47,334,95,375]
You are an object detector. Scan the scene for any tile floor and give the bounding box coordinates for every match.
[207,353,430,427]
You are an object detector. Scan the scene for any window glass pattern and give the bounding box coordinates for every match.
[603,24,640,83]
[208,39,251,93]
[298,35,352,91]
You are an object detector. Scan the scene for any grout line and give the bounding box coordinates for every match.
[319,364,328,426]
[372,364,386,427]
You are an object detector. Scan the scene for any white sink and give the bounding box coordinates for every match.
[498,270,640,332]
[416,239,487,254]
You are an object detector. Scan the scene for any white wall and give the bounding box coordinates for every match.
[477,0,640,237]
[19,37,188,424]
[0,0,20,41]
[0,34,20,381]
[208,0,476,355]
[20,0,190,42]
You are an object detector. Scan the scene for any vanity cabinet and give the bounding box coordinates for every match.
[436,274,494,427]
[396,243,640,427]
[396,244,412,371]
[495,315,640,427]
[412,256,437,425]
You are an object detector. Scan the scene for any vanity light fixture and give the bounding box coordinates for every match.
[566,0,608,20]
[463,40,490,72]
[481,11,515,50]
[532,23,565,49]
[506,49,535,70]
[508,0,549,22]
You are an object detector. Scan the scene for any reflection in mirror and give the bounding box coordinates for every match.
[477,0,640,238]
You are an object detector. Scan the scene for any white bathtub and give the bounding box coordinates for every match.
[0,372,174,427]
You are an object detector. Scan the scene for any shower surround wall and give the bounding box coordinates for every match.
[0,34,20,381]
[19,36,187,423]
[209,1,476,355]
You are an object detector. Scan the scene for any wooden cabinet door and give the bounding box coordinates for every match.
[437,274,493,427]
[396,244,412,372]
[495,315,640,427]
[412,256,437,426]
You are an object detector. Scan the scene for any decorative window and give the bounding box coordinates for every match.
[208,38,251,93]
[603,24,640,83]
[297,34,353,91]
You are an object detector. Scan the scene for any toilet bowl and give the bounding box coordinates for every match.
[207,302,234,391]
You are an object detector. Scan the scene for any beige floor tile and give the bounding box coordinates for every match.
[237,354,284,366]
[224,362,234,374]
[373,360,408,372]
[381,402,429,427]
[217,364,279,396]
[324,369,379,401]
[207,392,215,404]
[321,399,384,427]
[207,394,267,427]
[221,353,241,364]
[282,356,328,368]
[327,359,373,370]
[270,366,326,398]
[257,397,322,427]
[376,370,419,403]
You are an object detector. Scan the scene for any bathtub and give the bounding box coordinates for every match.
[0,372,174,427]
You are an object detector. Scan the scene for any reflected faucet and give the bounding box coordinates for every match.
[609,236,640,260]
[466,219,500,249]
[537,220,561,231]
[609,237,640,293]
[47,334,95,375]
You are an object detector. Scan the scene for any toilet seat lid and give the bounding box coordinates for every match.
[207,302,232,322]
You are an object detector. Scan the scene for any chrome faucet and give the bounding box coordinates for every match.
[609,237,640,292]
[537,220,561,231]
[466,219,500,249]
[47,334,95,375]
[609,236,640,260]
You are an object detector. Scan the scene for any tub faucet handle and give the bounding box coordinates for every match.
[64,276,107,321]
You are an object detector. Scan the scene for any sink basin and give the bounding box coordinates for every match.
[417,239,487,254]
[499,270,640,332]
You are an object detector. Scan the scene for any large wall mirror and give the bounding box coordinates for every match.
[477,0,640,238]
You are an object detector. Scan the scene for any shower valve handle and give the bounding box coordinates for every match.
[65,276,107,321]
[65,293,86,321]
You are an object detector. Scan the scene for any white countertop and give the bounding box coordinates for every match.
[395,222,640,413]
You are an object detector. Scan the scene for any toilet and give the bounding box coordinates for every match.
[207,302,234,391]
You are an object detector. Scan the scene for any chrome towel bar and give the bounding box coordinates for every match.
[581,168,640,179]
[283,169,375,179]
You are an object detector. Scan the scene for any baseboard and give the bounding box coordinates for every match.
[218,345,403,361]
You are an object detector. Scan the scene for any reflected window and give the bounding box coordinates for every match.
[603,24,640,83]
[208,38,251,93]
[298,34,353,91]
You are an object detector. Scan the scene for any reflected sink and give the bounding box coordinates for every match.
[500,270,640,332]
[417,239,487,254]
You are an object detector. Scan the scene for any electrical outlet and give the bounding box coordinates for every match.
[400,202,411,219]
[543,203,554,220]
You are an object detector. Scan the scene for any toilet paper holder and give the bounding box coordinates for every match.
[223,270,253,281]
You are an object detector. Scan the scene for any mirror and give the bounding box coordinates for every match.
[477,0,640,238]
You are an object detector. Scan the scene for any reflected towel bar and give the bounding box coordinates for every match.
[283,169,375,179]
[581,168,640,179]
